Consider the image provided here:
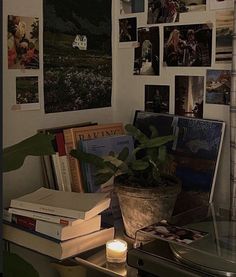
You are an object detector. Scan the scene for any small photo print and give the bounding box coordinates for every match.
[145,85,169,113]
[141,220,208,245]
[119,17,137,43]
[134,27,160,75]
[8,15,39,69]
[147,0,179,24]
[175,76,204,118]
[210,0,234,10]
[215,10,234,63]
[163,24,212,67]
[206,70,231,105]
[16,76,39,104]
[120,0,144,15]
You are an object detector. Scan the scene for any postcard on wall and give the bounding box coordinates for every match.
[120,0,144,15]
[145,85,169,113]
[163,23,212,67]
[147,0,180,24]
[206,70,231,105]
[8,15,39,69]
[139,220,209,245]
[210,0,234,10]
[133,27,160,75]
[175,76,204,118]
[134,111,225,215]
[215,10,234,63]
[119,17,137,48]
[12,76,40,111]
[43,0,112,113]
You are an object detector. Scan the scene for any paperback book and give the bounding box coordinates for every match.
[3,223,114,260]
[10,187,111,220]
[4,209,101,241]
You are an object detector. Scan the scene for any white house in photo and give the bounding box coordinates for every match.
[72,35,87,50]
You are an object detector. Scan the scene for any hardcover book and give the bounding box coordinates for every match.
[3,223,114,260]
[4,209,101,241]
[10,187,111,220]
[63,123,124,192]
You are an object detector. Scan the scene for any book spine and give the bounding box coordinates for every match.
[10,200,85,219]
[63,130,84,192]
[51,153,65,191]
[56,133,72,192]
[8,208,75,226]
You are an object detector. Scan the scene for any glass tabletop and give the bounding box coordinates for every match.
[135,204,236,266]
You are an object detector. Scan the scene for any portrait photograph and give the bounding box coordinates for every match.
[133,27,159,75]
[119,17,137,42]
[163,24,212,67]
[145,84,169,113]
[206,70,231,105]
[175,75,204,118]
[8,15,39,69]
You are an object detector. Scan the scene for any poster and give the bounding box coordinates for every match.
[8,15,39,69]
[43,0,112,113]
[134,111,225,215]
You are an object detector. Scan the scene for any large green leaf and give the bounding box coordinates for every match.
[3,251,39,277]
[125,124,148,143]
[3,133,55,172]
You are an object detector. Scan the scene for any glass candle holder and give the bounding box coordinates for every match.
[106,239,128,263]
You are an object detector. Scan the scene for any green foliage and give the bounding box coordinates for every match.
[71,124,178,187]
[3,133,55,172]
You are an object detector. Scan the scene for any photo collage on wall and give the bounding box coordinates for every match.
[118,0,234,116]
[7,15,40,111]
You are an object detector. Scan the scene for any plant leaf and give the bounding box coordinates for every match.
[158,145,167,162]
[117,147,130,161]
[149,125,159,138]
[125,124,148,143]
[3,251,39,277]
[3,133,55,172]
[131,160,149,171]
[70,149,106,169]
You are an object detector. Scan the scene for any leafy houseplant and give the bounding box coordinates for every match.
[3,133,55,277]
[71,124,181,238]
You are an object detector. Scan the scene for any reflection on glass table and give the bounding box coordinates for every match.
[133,204,236,276]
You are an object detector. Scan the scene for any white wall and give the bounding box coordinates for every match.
[3,0,232,276]
[113,1,231,208]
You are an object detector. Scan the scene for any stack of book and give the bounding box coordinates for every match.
[40,122,124,193]
[3,187,114,260]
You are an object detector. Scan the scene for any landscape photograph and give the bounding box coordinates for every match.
[43,0,112,113]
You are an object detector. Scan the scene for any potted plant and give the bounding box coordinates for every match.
[71,124,181,239]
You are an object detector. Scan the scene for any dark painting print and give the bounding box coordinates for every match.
[134,111,225,215]
[145,85,169,113]
[43,0,112,113]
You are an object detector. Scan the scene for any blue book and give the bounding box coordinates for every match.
[80,135,134,222]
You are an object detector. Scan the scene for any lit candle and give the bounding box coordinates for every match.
[106,239,128,263]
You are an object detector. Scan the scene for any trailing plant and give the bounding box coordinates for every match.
[71,124,179,188]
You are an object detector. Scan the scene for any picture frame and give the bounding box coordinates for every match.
[133,111,225,215]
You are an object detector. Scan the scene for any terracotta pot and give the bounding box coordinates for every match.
[116,182,181,239]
